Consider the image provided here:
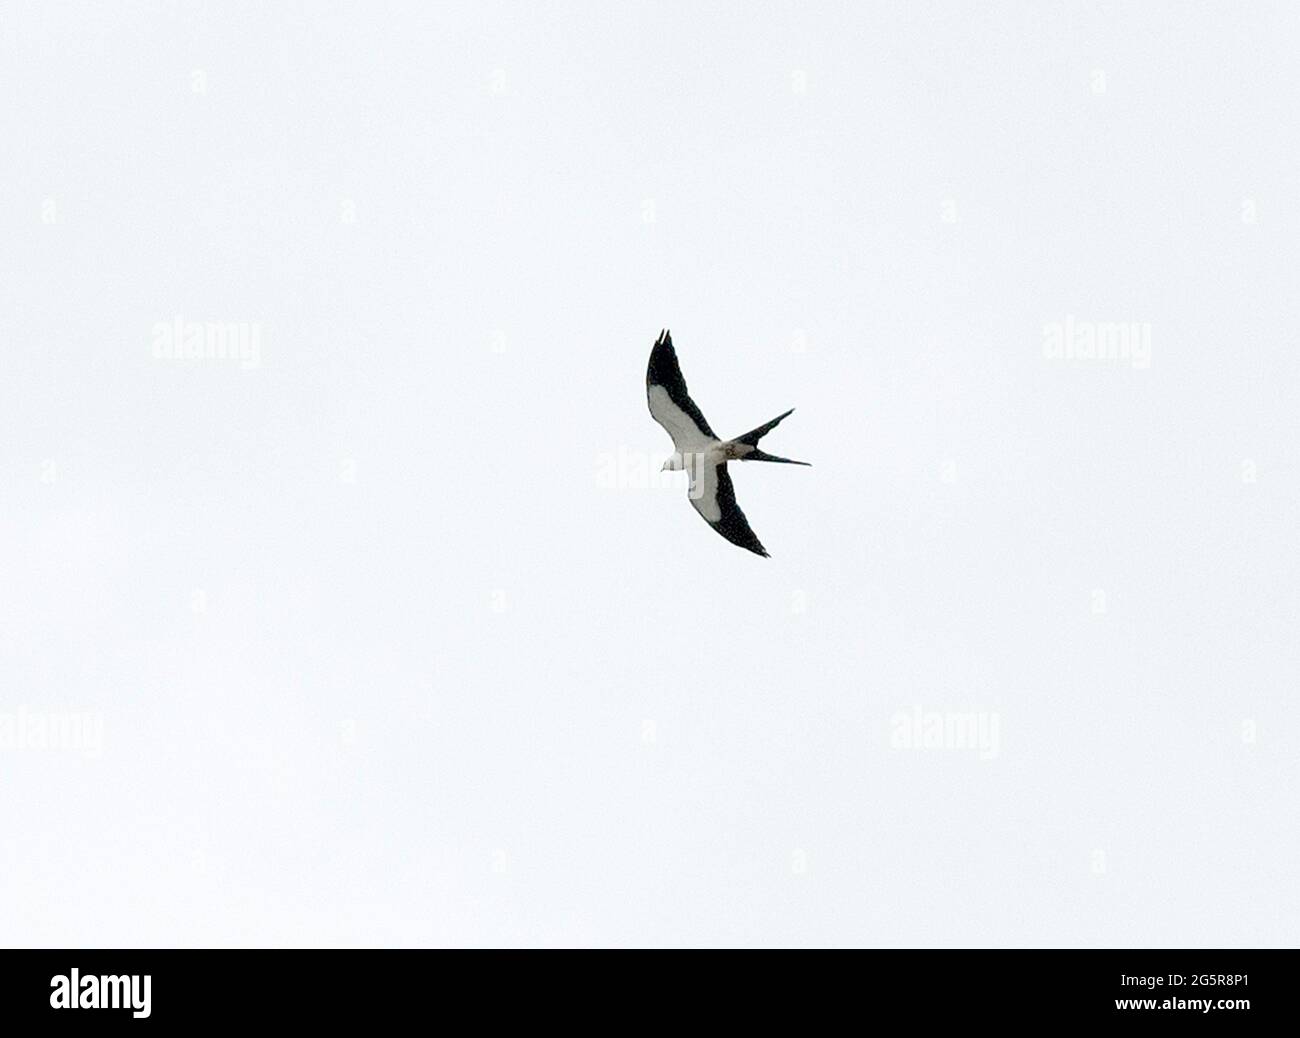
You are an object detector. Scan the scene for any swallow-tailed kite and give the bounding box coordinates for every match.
[646,329,809,557]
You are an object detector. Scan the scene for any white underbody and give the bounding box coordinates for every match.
[648,384,758,522]
[663,441,753,471]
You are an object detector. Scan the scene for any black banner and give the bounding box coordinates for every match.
[0,948,1288,1027]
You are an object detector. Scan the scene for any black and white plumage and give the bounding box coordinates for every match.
[646,329,809,557]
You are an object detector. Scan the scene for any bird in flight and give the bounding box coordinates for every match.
[646,329,809,557]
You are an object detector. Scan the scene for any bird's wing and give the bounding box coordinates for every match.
[646,329,717,451]
[689,459,769,557]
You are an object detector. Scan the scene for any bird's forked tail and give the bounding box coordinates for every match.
[733,408,811,466]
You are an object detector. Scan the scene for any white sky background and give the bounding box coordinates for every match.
[1,2,1297,947]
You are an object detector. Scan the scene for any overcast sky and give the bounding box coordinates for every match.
[2,2,1297,947]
